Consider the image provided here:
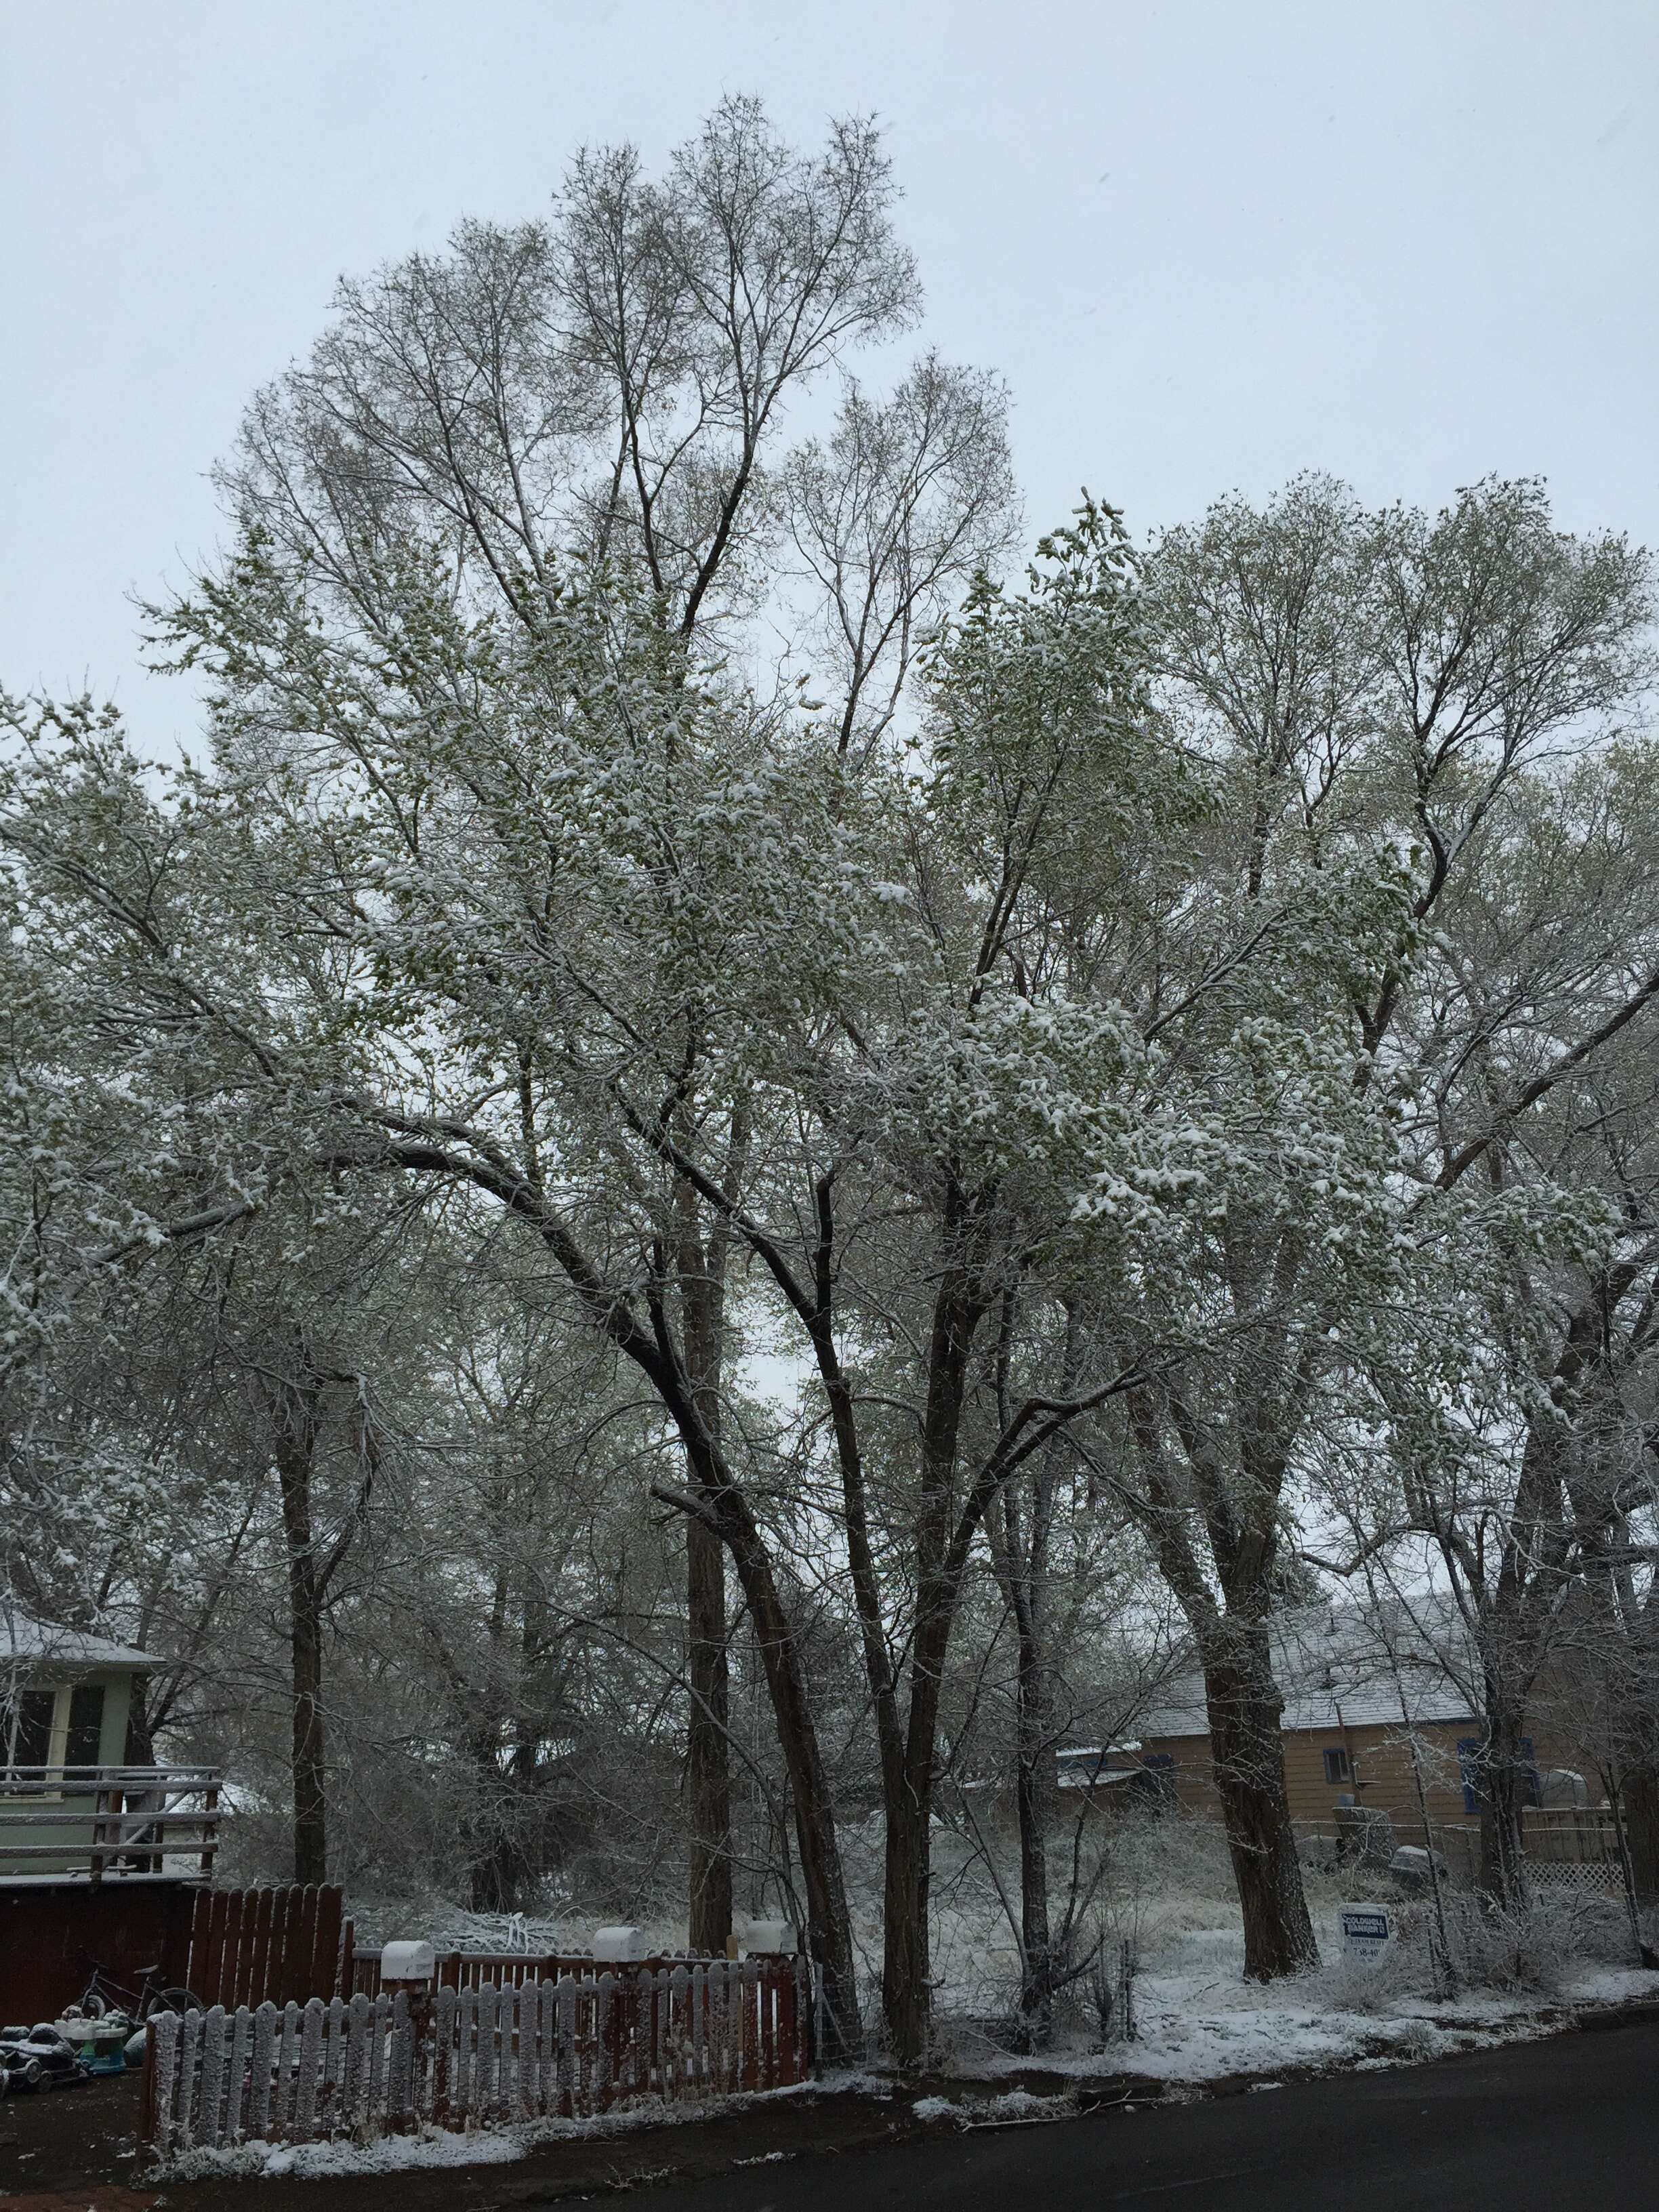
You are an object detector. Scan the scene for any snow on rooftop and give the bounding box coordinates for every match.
[1132,1604,1478,1742]
[0,1607,163,1671]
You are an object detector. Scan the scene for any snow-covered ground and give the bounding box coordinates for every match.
[308,1809,1659,2185]
[156,1953,1659,2182]
[157,2081,832,2183]
[914,1812,1659,2087]
[955,1934,1659,2089]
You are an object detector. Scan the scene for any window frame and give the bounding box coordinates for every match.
[64,1681,106,1769]
[1323,1746,1352,1785]
[1,1679,108,1797]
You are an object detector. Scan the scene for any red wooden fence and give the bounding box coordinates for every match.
[143,1961,815,2155]
[184,1885,345,2009]
[347,1946,733,1999]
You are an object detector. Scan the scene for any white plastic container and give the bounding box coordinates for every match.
[743,1919,797,1954]
[55,2015,129,2050]
[592,1925,649,1962]
[379,1939,436,1985]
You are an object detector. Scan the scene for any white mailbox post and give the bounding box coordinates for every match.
[378,1938,437,2097]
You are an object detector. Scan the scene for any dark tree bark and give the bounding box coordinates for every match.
[657,1145,1124,2068]
[466,1567,520,1912]
[985,1296,1077,2043]
[677,1145,740,1958]
[1122,1377,1319,1982]
[1624,1765,1659,1908]
[254,1352,378,1892]
[1472,1683,1533,1906]
[697,1467,859,2052]
[686,1513,733,1951]
[1202,1617,1317,1977]
[272,1399,330,1889]
[1012,1607,1057,2032]
[878,1253,985,2068]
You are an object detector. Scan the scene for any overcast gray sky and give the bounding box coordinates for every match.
[3,1,1655,752]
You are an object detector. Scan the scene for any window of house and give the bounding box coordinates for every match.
[1458,1735,1538,1814]
[1457,1736,1481,1814]
[65,1683,105,1768]
[2,1681,107,1778]
[2,1687,59,1771]
[1323,1747,1351,1784]
[1128,1754,1176,1810]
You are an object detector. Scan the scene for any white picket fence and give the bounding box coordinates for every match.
[142,1957,811,2156]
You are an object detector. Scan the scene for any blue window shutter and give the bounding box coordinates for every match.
[1521,1737,1540,1808]
[1457,1737,1481,1816]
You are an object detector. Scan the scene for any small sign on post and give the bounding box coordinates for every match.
[1338,1905,1396,1959]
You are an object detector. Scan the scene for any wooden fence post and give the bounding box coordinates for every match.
[199,1779,220,1875]
[250,2003,277,2141]
[139,2015,161,2152]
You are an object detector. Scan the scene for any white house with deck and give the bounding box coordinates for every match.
[1,1610,219,1881]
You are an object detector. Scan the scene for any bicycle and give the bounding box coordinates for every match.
[73,1957,201,2022]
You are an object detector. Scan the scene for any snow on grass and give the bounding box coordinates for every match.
[1560,1965,1659,2009]
[153,2083,829,2183]
[340,1814,1659,2133]
[949,1908,1659,2091]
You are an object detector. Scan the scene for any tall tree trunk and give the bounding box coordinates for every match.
[467,1567,518,1912]
[1473,1685,1531,1907]
[988,1474,1059,2041]
[879,1259,984,2069]
[991,1302,1076,2043]
[1202,1616,1317,1979]
[266,1367,330,1888]
[708,1483,859,2053]
[687,1513,733,1950]
[1622,1765,1659,1910]
[280,1504,329,1887]
[679,1180,735,1957]
[1012,1608,1057,2034]
[1124,1362,1321,1984]
[882,1779,932,2068]
[535,1119,849,2041]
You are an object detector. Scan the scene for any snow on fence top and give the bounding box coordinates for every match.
[345,1942,795,1997]
[141,1957,812,2156]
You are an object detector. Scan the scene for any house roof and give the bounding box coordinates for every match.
[1,1610,163,1671]
[1130,1604,1478,1742]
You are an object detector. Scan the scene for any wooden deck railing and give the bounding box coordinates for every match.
[1521,1806,1620,1866]
[0,1765,222,1880]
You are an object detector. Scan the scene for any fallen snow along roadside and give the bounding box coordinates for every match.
[152,2076,832,2182]
[151,1978,1659,2182]
[947,1966,1659,2089]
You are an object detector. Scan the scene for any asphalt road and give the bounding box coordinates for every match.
[631,2017,1659,2212]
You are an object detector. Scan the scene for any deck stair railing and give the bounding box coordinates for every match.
[0,1764,222,1879]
